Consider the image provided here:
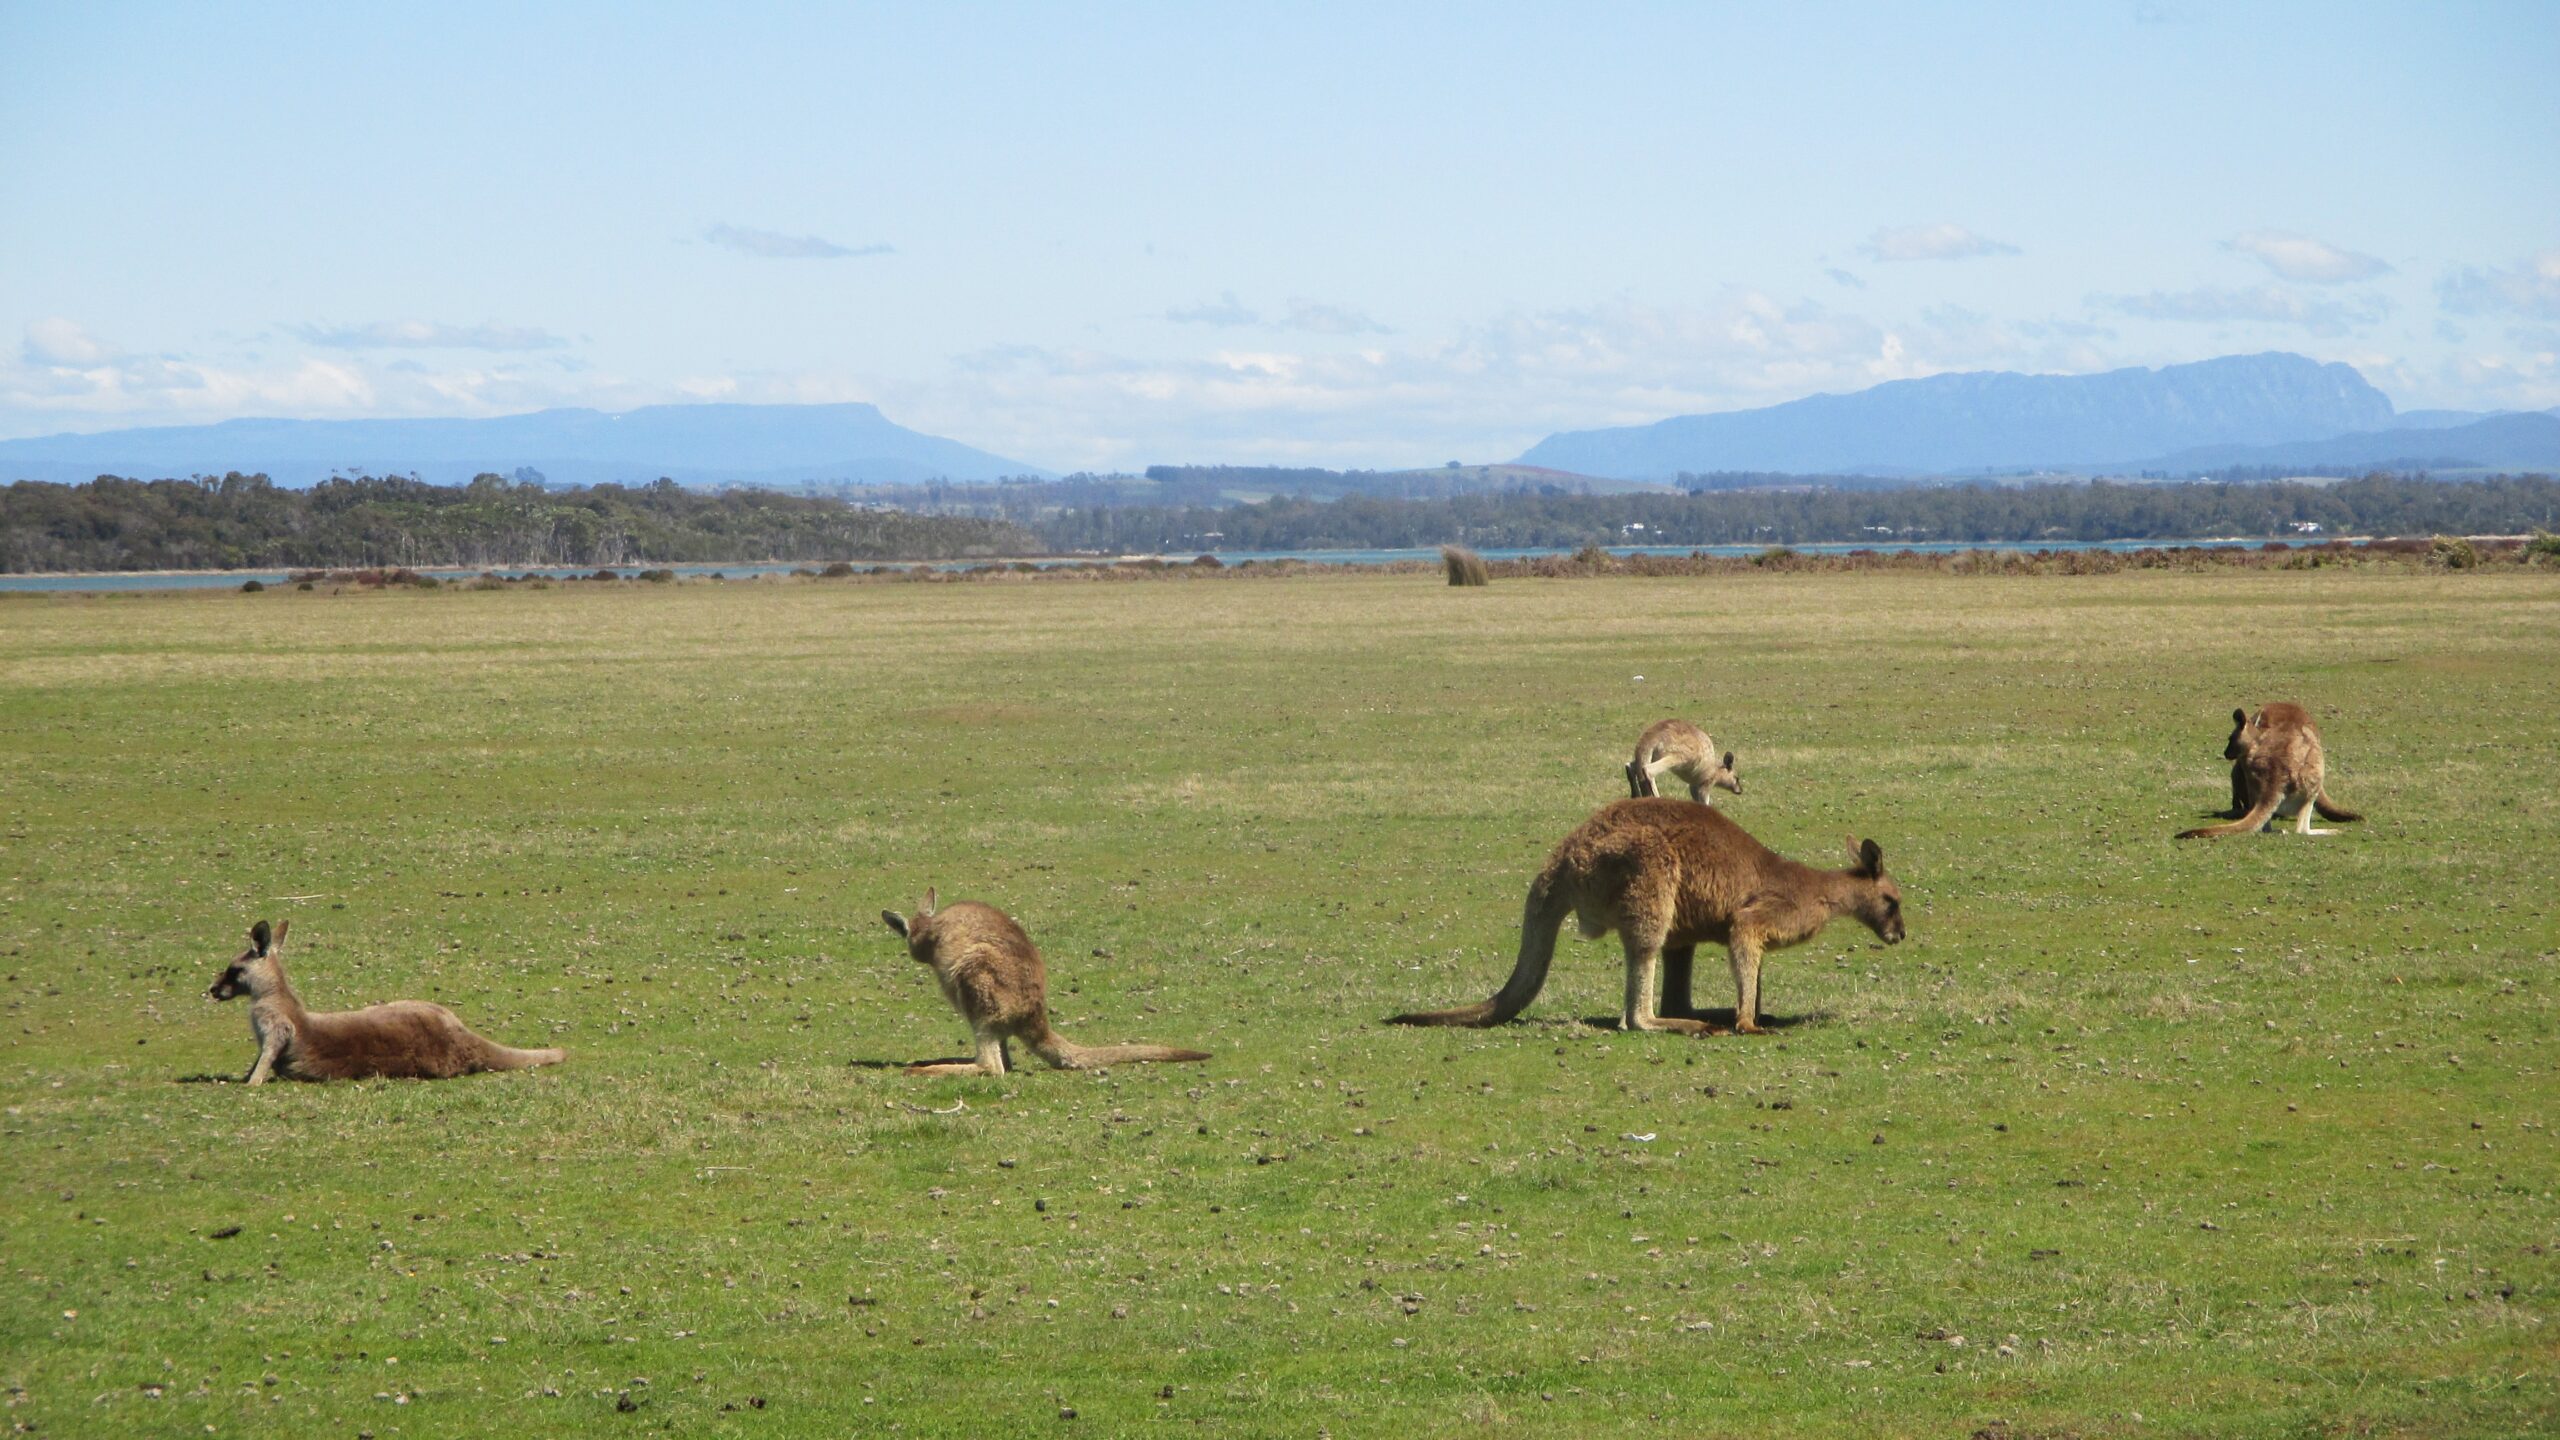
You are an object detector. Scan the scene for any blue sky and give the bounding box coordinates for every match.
[3,1,2555,469]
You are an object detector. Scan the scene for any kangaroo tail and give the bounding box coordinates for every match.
[2178,791,2282,840]
[1387,874,1568,1026]
[484,1043,567,1070]
[2313,793,2363,823]
[1030,1031,1210,1069]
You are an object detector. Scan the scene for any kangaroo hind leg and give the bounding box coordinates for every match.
[907,1029,1010,1077]
[1620,931,1714,1035]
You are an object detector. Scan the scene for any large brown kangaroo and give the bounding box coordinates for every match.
[2181,703,2362,839]
[881,890,1211,1075]
[206,920,565,1083]
[1388,799,1903,1036]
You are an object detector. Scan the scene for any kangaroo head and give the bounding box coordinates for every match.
[1842,838,1903,945]
[879,888,940,960]
[2223,707,2252,760]
[208,919,289,1001]
[1711,751,1743,797]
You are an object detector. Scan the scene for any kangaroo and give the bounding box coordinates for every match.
[1388,799,1903,1036]
[1625,719,1742,805]
[2179,703,2363,839]
[880,890,1210,1075]
[206,920,565,1083]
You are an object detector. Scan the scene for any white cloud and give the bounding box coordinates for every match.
[22,318,118,367]
[700,223,893,259]
[893,290,2099,469]
[2437,250,2560,321]
[1860,223,2019,263]
[1825,267,1867,290]
[2100,282,2387,335]
[287,320,570,351]
[1278,298,1391,335]
[1165,291,1259,327]
[2223,230,2390,284]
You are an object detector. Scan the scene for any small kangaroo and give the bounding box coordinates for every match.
[880,890,1210,1075]
[1625,719,1742,804]
[2180,703,2363,839]
[206,920,565,1083]
[1388,799,1903,1036]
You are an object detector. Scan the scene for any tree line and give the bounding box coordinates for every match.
[8,470,2554,573]
[0,473,1039,572]
[1020,473,2560,552]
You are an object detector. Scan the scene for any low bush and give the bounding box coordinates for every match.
[2428,534,2481,570]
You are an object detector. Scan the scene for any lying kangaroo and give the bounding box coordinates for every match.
[206,920,565,1083]
[1388,799,1902,1036]
[1625,719,1742,804]
[880,890,1210,1075]
[2180,703,2363,839]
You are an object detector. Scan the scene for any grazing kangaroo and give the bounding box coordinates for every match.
[1625,719,1742,804]
[206,920,565,1083]
[2179,703,2363,839]
[880,890,1210,1075]
[1387,799,1903,1036]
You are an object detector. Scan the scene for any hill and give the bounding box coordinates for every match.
[1516,352,2396,478]
[0,402,1050,488]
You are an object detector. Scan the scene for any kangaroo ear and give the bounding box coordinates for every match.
[270,919,290,954]
[1860,838,1885,877]
[1844,835,1864,869]
[2232,707,2247,726]
[920,887,937,916]
[1722,751,1737,772]
[881,911,910,939]
[249,920,272,956]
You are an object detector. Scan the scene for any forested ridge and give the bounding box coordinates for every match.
[1,473,1038,572]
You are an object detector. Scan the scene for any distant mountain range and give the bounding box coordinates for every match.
[1517,353,2403,477]
[0,403,1048,487]
[5,354,2552,493]
[2133,410,2560,474]
[1512,352,2560,480]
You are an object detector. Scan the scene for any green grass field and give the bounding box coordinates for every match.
[3,568,2554,1438]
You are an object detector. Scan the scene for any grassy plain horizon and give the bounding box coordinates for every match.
[2,567,2553,1436]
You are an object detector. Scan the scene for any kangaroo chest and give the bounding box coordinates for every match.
[250,1000,299,1058]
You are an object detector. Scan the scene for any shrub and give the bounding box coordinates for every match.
[237,578,265,592]
[467,576,508,591]
[589,568,622,582]
[2428,534,2480,570]
[1191,553,1225,570]
[637,568,676,583]
[821,561,858,577]
[294,581,313,591]
[2527,530,2560,562]
[1440,545,1490,586]
[1571,542,1614,570]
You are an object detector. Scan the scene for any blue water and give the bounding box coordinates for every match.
[0,538,2267,592]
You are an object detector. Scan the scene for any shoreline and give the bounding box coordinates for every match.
[18,534,2534,581]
